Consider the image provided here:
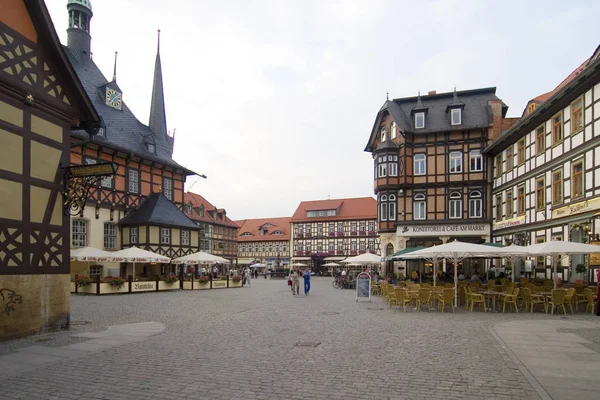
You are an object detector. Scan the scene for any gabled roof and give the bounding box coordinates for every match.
[11,0,99,128]
[183,192,239,228]
[64,47,194,174]
[119,192,198,229]
[234,217,291,242]
[291,197,377,223]
[365,87,503,152]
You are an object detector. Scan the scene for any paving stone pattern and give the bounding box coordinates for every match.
[0,278,596,399]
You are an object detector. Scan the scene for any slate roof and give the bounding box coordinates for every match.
[183,192,239,228]
[365,87,506,151]
[65,47,194,174]
[119,192,198,229]
[375,135,399,152]
[291,197,377,223]
[234,217,292,242]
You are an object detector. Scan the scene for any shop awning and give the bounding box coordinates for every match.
[291,257,311,261]
[385,246,425,261]
[324,256,346,261]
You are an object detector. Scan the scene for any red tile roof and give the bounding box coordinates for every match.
[183,192,239,228]
[291,197,377,223]
[526,57,591,111]
[234,217,292,242]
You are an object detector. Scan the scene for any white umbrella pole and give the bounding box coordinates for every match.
[132,262,135,280]
[433,259,436,288]
[454,260,458,306]
[511,257,515,283]
[553,255,558,289]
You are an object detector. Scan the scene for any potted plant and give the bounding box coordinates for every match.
[104,276,126,289]
[575,263,586,284]
[198,275,210,285]
[162,273,178,284]
[231,275,241,283]
[76,275,93,288]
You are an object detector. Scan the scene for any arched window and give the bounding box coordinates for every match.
[380,194,388,221]
[388,194,397,221]
[380,126,386,142]
[469,190,482,218]
[449,191,462,219]
[391,121,397,139]
[414,193,426,220]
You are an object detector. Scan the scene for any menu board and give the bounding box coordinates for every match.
[356,272,371,302]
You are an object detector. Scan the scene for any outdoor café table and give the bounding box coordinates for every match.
[479,290,505,312]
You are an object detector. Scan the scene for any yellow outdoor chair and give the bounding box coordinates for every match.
[394,288,411,312]
[548,289,567,315]
[438,288,455,313]
[469,293,487,312]
[416,289,432,312]
[372,283,381,296]
[530,290,547,313]
[564,288,575,314]
[500,288,519,313]
[583,289,595,314]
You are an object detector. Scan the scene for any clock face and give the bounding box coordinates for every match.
[105,88,122,109]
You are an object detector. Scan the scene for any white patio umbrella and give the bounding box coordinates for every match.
[340,252,382,264]
[322,262,340,267]
[70,247,122,262]
[171,251,230,265]
[111,246,170,278]
[250,263,266,268]
[291,262,306,267]
[406,241,522,306]
[523,241,600,288]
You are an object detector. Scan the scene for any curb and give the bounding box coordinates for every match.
[487,323,552,400]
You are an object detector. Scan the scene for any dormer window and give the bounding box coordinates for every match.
[380,126,386,141]
[391,121,397,139]
[415,112,425,129]
[241,232,252,236]
[451,108,461,125]
[147,143,155,153]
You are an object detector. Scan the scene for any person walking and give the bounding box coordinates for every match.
[244,266,251,286]
[290,268,300,295]
[303,268,311,295]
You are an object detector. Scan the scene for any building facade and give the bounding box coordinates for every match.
[235,217,291,268]
[0,0,99,338]
[486,47,600,283]
[290,198,379,274]
[64,0,199,278]
[364,88,518,274]
[183,192,238,262]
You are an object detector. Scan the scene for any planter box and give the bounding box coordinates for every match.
[132,281,156,292]
[70,281,76,293]
[212,280,228,289]
[229,280,242,288]
[99,283,129,294]
[158,281,180,291]
[182,281,210,290]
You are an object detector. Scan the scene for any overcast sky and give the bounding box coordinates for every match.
[47,0,600,220]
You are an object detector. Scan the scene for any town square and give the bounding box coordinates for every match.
[1,0,600,399]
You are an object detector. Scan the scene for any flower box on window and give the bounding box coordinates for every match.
[296,251,304,256]
[328,232,335,237]
[336,232,345,237]
[350,250,357,255]
[359,230,366,236]
[306,233,312,238]
[297,233,304,238]
[368,231,377,236]
[359,250,366,254]
[336,250,344,255]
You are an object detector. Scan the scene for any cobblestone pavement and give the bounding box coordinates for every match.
[0,278,597,399]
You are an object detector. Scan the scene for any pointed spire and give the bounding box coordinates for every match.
[112,51,118,82]
[386,91,389,101]
[447,86,465,111]
[411,91,429,115]
[149,28,168,141]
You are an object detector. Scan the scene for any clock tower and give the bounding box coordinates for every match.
[67,0,93,60]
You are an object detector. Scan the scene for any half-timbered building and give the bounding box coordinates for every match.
[0,0,99,339]
[235,217,291,268]
[183,192,238,262]
[290,198,379,274]
[365,88,518,275]
[486,47,600,283]
[63,0,200,278]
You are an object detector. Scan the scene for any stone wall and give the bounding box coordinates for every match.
[0,274,70,340]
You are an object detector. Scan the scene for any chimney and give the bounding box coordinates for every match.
[488,99,504,142]
[428,90,436,95]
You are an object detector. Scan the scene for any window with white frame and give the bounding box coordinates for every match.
[128,169,139,194]
[415,112,425,129]
[283,244,287,252]
[380,126,386,142]
[103,223,117,249]
[414,154,426,175]
[414,193,426,220]
[130,226,138,244]
[469,150,482,172]
[391,121,397,139]
[449,192,462,219]
[388,194,397,221]
[451,108,461,125]
[368,239,375,251]
[72,219,87,248]
[378,156,387,177]
[388,155,398,176]
[380,194,388,221]
[469,191,482,218]
[181,230,190,246]
[89,265,102,277]
[163,177,173,200]
[351,241,357,251]
[368,222,375,232]
[160,228,170,244]
[449,151,463,173]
